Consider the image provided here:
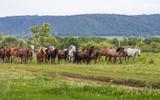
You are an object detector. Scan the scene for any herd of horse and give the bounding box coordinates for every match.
[0,45,141,64]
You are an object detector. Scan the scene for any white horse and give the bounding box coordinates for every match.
[124,48,141,63]
[68,45,76,62]
[30,45,35,54]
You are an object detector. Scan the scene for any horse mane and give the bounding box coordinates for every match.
[82,48,85,51]
[116,47,121,52]
[116,47,124,52]
[38,47,42,53]
[88,48,94,56]
[40,48,46,55]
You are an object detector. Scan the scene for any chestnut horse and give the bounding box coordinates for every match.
[36,48,48,64]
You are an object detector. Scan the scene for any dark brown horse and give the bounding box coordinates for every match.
[0,47,5,62]
[73,50,86,64]
[74,47,99,64]
[0,47,4,61]
[57,49,68,63]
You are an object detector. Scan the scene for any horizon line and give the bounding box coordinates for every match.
[0,13,160,18]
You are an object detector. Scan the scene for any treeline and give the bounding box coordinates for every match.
[0,22,160,52]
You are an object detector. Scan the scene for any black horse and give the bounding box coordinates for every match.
[47,48,59,64]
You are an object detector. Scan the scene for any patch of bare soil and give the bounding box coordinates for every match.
[60,72,160,89]
[13,67,160,89]
[13,67,38,73]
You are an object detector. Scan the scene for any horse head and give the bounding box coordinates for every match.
[136,48,141,56]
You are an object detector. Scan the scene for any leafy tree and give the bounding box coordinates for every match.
[31,22,57,47]
[43,35,57,47]
[0,33,3,41]
[2,36,18,47]
[18,39,27,48]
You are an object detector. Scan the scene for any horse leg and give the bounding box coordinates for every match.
[26,57,29,64]
[16,57,18,63]
[24,57,27,64]
[58,59,60,64]
[13,56,16,63]
[10,56,12,63]
[98,56,101,62]
[119,57,122,64]
[133,57,135,64]
[7,56,9,63]
[108,56,111,64]
[86,58,90,65]
[105,56,108,61]
[58,58,60,64]
[108,56,110,64]
[114,57,116,64]
[51,57,54,64]
[127,56,130,63]
[2,56,4,63]
[2,55,4,62]
[37,56,39,64]
[111,57,114,64]
[47,56,50,63]
[53,58,56,64]
[11,56,13,63]
[21,57,23,64]
[95,58,97,64]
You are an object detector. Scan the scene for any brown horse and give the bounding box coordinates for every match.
[9,47,19,63]
[0,47,5,62]
[98,48,110,61]
[74,47,99,64]
[57,49,68,63]
[74,50,86,64]
[18,48,32,64]
[36,48,48,64]
[107,47,125,64]
[3,46,11,62]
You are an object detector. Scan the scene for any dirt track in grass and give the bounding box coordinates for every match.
[10,67,160,89]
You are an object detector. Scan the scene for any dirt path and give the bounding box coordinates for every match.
[12,67,160,89]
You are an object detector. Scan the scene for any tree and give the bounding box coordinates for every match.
[43,35,57,47]
[0,33,3,41]
[31,22,57,47]
[18,39,27,48]
[2,36,18,47]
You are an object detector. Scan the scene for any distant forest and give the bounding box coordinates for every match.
[0,14,160,37]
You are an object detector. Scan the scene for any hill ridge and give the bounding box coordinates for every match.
[0,14,160,37]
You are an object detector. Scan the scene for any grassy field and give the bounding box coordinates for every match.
[0,52,160,100]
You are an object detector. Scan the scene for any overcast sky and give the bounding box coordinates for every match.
[0,0,160,17]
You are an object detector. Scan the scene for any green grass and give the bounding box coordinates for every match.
[0,70,159,100]
[0,52,160,100]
